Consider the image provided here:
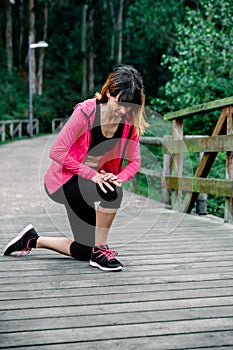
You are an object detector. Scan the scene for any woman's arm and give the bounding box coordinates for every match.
[117,135,141,183]
[49,104,98,180]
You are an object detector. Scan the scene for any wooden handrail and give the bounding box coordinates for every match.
[51,118,67,133]
[164,96,233,120]
[162,100,233,224]
[162,134,233,154]
[0,119,39,142]
[140,136,163,146]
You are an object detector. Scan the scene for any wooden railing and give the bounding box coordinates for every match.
[51,118,67,133]
[0,119,39,142]
[162,96,233,223]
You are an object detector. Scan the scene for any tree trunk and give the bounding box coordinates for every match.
[36,1,48,95]
[88,8,94,94]
[117,0,124,64]
[5,0,13,72]
[29,0,36,94]
[19,0,24,68]
[109,0,116,63]
[81,4,88,97]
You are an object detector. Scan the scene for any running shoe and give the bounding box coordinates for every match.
[90,244,123,271]
[3,224,39,257]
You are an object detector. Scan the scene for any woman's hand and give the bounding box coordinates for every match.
[100,170,117,182]
[91,171,122,193]
[100,170,123,188]
[91,172,115,193]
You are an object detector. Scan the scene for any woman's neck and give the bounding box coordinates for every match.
[100,103,122,125]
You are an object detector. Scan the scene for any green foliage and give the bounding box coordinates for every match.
[148,0,232,218]
[126,0,187,97]
[206,151,225,217]
[33,72,83,131]
[155,0,233,134]
[1,0,232,220]
[126,111,172,202]
[145,109,172,137]
[0,69,28,120]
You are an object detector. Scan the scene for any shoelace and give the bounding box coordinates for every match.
[16,238,35,258]
[95,244,118,261]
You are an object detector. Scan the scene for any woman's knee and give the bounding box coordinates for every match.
[70,241,92,261]
[100,186,123,208]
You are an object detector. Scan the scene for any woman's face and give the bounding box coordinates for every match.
[106,91,132,118]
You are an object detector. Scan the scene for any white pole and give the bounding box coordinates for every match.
[28,35,33,138]
[28,38,48,138]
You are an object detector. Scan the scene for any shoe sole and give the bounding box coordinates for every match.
[3,224,34,255]
[90,260,122,271]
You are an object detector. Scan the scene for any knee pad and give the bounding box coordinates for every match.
[98,185,123,208]
[97,183,118,201]
[70,241,92,261]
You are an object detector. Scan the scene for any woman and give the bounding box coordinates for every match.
[4,65,147,271]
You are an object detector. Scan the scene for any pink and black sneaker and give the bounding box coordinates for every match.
[4,224,39,257]
[90,244,123,271]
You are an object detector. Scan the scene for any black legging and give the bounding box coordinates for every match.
[45,175,123,260]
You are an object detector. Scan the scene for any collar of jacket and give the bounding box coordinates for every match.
[74,97,133,130]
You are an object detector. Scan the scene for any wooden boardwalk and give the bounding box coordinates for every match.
[1,208,233,349]
[0,137,233,349]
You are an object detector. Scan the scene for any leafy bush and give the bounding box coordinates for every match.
[154,0,233,135]
[0,69,28,120]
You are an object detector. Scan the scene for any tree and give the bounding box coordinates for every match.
[125,0,188,97]
[88,7,94,93]
[0,0,197,131]
[36,0,48,95]
[117,0,124,64]
[109,0,116,62]
[81,4,88,97]
[5,0,13,72]
[29,0,36,94]
[158,0,233,118]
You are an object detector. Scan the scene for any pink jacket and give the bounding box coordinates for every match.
[44,98,141,194]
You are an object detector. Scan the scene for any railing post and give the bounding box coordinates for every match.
[225,106,233,223]
[196,152,207,215]
[52,119,55,133]
[34,119,39,135]
[162,153,171,206]
[9,122,14,138]
[18,122,22,138]
[171,118,183,210]
[0,123,6,142]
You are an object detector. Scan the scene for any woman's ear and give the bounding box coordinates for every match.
[106,89,111,98]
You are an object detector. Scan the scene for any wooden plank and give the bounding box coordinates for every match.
[162,153,171,204]
[162,134,233,154]
[1,136,233,350]
[171,118,183,210]
[1,277,233,299]
[164,95,233,120]
[4,334,233,350]
[225,106,233,223]
[184,107,227,213]
[140,136,163,145]
[1,318,233,348]
[2,293,233,321]
[0,123,5,142]
[1,285,233,311]
[1,306,233,333]
[139,167,161,178]
[0,119,40,141]
[163,176,233,197]
[1,210,233,349]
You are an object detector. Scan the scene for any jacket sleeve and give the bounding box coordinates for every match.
[117,132,141,183]
[49,104,98,180]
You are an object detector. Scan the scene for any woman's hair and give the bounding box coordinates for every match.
[97,65,148,135]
